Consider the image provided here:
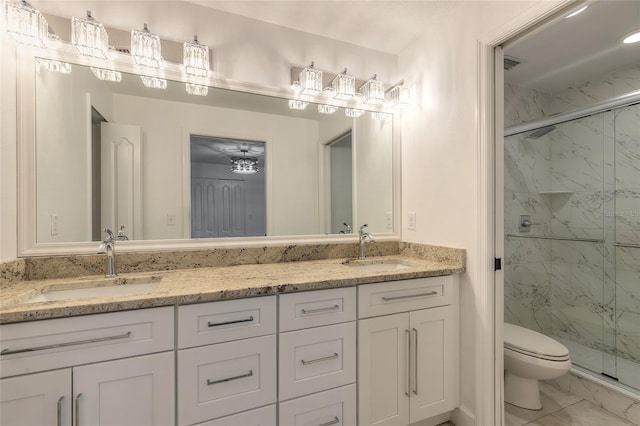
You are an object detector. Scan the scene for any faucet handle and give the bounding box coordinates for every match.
[103,228,115,242]
[359,224,369,234]
[116,225,129,241]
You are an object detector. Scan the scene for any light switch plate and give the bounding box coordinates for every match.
[408,212,416,230]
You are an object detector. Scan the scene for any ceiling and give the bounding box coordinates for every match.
[191,136,265,165]
[504,0,640,93]
[190,0,640,94]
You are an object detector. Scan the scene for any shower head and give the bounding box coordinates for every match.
[525,125,556,139]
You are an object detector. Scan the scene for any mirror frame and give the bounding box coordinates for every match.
[17,42,401,256]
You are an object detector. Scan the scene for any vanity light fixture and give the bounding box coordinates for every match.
[183,35,209,77]
[71,11,109,59]
[5,0,48,47]
[360,74,385,105]
[389,81,411,110]
[622,30,640,44]
[331,68,356,100]
[230,149,259,174]
[318,104,339,114]
[37,58,72,74]
[288,99,309,110]
[140,75,167,89]
[345,108,365,118]
[91,67,121,82]
[186,83,208,96]
[131,23,161,68]
[298,62,323,95]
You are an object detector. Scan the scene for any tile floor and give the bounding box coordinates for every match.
[505,382,638,426]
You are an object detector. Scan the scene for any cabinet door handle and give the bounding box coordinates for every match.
[207,316,254,327]
[207,370,253,386]
[315,416,340,426]
[57,396,64,426]
[405,329,411,396]
[0,331,132,356]
[74,393,82,426]
[301,352,339,365]
[381,291,438,301]
[301,304,340,314]
[412,328,418,395]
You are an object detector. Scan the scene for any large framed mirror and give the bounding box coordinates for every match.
[18,43,399,255]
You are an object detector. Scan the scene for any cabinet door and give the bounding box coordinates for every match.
[409,305,458,423]
[0,369,71,426]
[357,313,409,426]
[73,352,174,426]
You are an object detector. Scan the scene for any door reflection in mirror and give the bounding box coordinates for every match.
[190,136,266,238]
[328,132,353,234]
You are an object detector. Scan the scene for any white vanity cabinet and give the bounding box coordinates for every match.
[278,287,357,426]
[0,307,175,426]
[177,296,277,426]
[357,276,459,426]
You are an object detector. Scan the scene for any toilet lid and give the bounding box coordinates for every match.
[504,323,570,360]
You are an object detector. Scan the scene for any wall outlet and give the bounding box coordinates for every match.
[167,214,177,226]
[50,213,58,236]
[408,212,417,230]
[386,212,393,230]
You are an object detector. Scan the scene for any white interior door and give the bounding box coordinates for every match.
[191,178,246,238]
[100,122,143,240]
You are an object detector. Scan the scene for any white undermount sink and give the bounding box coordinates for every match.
[21,276,162,304]
[343,259,412,272]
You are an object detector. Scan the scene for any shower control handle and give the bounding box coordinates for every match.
[519,215,539,232]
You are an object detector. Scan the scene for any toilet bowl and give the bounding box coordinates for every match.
[503,323,571,410]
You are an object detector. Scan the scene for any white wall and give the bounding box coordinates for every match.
[397,2,552,422]
[112,94,320,238]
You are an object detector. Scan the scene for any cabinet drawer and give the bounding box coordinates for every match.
[279,287,356,331]
[279,322,356,401]
[195,404,276,426]
[279,384,356,426]
[0,307,174,378]
[178,296,276,348]
[178,335,277,425]
[358,275,458,318]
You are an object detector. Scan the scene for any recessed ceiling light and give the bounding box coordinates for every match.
[623,30,640,44]
[565,5,588,18]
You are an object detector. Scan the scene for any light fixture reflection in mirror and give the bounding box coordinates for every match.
[230,150,259,174]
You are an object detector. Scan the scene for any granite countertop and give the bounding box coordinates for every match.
[0,254,464,324]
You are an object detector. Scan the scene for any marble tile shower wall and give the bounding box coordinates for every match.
[504,62,640,377]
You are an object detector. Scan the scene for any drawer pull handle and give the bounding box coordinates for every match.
[0,331,132,356]
[381,291,438,301]
[207,370,253,385]
[57,396,64,426]
[74,393,82,426]
[301,304,340,314]
[301,352,339,365]
[207,316,254,327]
[316,416,340,426]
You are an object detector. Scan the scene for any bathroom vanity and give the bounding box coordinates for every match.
[0,252,463,426]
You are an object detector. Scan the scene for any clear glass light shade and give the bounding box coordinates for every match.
[183,36,209,77]
[131,24,161,68]
[299,65,322,95]
[332,71,355,100]
[72,11,109,59]
[390,84,411,110]
[37,59,71,74]
[186,83,208,96]
[361,78,385,105]
[345,108,365,118]
[230,154,259,174]
[318,104,338,114]
[289,99,308,110]
[5,0,48,47]
[140,75,167,89]
[91,67,121,82]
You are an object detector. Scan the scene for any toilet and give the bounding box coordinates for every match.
[503,323,571,410]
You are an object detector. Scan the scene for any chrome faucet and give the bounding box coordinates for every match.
[97,228,117,277]
[358,224,375,260]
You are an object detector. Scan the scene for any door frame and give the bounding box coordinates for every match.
[475,2,575,425]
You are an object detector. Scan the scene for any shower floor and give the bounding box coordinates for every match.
[555,336,640,392]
